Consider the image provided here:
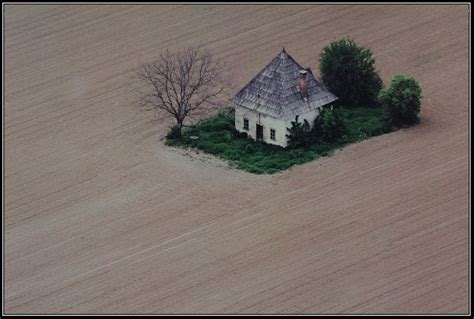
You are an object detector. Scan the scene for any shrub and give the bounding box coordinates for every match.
[313,107,349,143]
[244,143,257,153]
[220,131,232,143]
[378,75,422,129]
[286,115,313,150]
[196,140,217,154]
[217,107,227,118]
[212,143,228,154]
[233,130,248,139]
[355,129,369,141]
[312,142,333,156]
[320,38,383,107]
[198,119,232,132]
[166,125,182,140]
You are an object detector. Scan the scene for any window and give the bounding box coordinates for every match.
[243,118,249,131]
[270,128,276,140]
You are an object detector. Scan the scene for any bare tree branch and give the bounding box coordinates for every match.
[133,46,232,137]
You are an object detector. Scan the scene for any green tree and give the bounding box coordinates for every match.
[286,116,312,150]
[319,38,383,107]
[378,75,422,129]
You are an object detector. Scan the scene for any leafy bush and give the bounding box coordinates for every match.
[217,107,228,118]
[166,125,182,139]
[233,131,248,139]
[320,38,383,107]
[378,75,422,129]
[312,107,349,143]
[286,115,313,150]
[244,143,257,153]
[196,140,218,154]
[197,119,233,132]
[311,141,335,156]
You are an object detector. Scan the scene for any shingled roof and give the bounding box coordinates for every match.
[232,49,338,119]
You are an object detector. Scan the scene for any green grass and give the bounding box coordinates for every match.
[166,107,388,174]
[345,106,387,142]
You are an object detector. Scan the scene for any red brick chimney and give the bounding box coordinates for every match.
[299,70,308,101]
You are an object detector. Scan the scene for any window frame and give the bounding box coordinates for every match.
[243,118,249,131]
[270,128,276,140]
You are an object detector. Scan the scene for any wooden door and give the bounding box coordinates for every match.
[256,124,263,140]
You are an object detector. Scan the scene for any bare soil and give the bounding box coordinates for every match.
[4,4,469,314]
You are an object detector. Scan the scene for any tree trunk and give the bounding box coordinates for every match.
[175,121,183,138]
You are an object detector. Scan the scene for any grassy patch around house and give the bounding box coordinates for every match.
[345,106,388,142]
[166,107,388,174]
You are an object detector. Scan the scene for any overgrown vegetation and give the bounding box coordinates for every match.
[378,75,422,129]
[285,107,350,150]
[345,106,389,140]
[162,39,422,174]
[285,116,312,150]
[166,107,387,174]
[313,107,350,143]
[319,38,383,107]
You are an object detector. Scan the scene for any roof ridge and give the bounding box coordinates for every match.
[232,49,338,119]
[233,50,286,98]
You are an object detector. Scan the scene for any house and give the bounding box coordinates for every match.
[231,48,338,148]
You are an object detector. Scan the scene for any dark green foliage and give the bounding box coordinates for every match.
[233,131,248,139]
[346,107,388,142]
[320,38,383,107]
[166,106,388,174]
[286,115,313,150]
[313,107,350,143]
[285,107,350,148]
[196,118,233,132]
[166,125,182,139]
[378,75,422,129]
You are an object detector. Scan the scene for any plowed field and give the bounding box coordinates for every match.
[4,4,469,314]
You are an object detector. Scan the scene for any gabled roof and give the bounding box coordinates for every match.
[232,49,338,119]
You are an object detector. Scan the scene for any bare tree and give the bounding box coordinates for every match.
[134,46,231,137]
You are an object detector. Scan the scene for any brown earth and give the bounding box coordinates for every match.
[4,4,469,314]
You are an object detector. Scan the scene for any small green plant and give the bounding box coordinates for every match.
[286,115,313,150]
[217,107,231,118]
[378,75,422,129]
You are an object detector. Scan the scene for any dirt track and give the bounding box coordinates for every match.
[4,4,469,314]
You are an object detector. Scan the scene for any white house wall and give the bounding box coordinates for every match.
[235,106,287,147]
[235,106,322,148]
